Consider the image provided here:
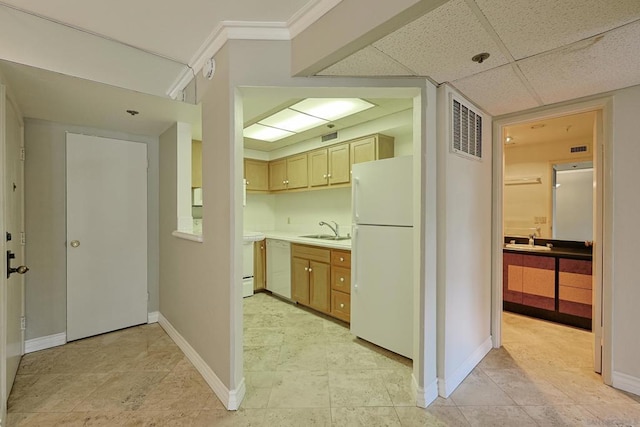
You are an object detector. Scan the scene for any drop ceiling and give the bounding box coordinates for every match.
[318,0,640,117]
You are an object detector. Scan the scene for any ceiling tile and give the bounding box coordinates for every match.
[372,0,509,83]
[452,64,540,116]
[317,46,415,76]
[475,0,640,60]
[518,21,640,105]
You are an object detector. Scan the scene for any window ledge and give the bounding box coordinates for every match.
[172,230,203,243]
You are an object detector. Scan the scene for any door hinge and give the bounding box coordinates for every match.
[20,147,25,161]
[20,316,26,330]
[20,232,26,245]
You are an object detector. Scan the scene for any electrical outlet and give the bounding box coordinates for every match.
[533,216,547,224]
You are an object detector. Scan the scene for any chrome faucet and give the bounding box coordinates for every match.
[528,233,536,247]
[319,221,339,237]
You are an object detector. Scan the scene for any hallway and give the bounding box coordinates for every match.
[6,294,640,426]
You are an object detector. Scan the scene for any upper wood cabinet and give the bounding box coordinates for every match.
[244,159,269,192]
[269,154,308,191]
[192,140,202,188]
[308,143,350,188]
[350,134,394,172]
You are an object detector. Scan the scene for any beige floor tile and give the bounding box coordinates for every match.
[458,405,538,426]
[243,345,281,372]
[193,408,266,427]
[58,411,124,426]
[6,412,71,427]
[72,371,167,412]
[282,324,327,345]
[331,407,401,426]
[244,327,285,346]
[582,402,640,424]
[482,367,574,405]
[522,404,604,426]
[382,369,415,406]
[241,386,272,409]
[276,343,328,371]
[114,410,200,426]
[243,370,281,389]
[267,371,330,408]
[395,406,470,426]
[449,370,516,407]
[16,347,65,375]
[265,408,332,426]
[328,369,393,407]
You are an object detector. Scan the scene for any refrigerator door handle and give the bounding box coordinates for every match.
[352,225,358,292]
[353,177,360,221]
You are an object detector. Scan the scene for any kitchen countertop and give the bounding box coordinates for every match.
[259,231,351,250]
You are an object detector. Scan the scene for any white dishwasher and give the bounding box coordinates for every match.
[266,239,291,299]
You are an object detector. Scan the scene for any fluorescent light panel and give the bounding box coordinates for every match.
[243,123,294,142]
[259,109,327,133]
[291,98,374,121]
[244,98,376,142]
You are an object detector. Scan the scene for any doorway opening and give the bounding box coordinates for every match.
[238,86,425,409]
[494,103,609,386]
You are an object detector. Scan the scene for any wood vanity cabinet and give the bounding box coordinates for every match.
[244,159,269,192]
[330,249,351,322]
[349,134,394,171]
[309,143,350,188]
[291,244,331,313]
[253,240,266,291]
[269,154,308,191]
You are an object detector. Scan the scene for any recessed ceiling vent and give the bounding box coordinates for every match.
[570,145,588,153]
[322,131,338,142]
[451,96,483,161]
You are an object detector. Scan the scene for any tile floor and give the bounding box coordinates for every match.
[7,292,640,426]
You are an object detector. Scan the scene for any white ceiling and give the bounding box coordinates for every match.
[319,0,640,116]
[503,111,596,147]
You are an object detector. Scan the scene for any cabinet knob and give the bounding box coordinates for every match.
[340,277,344,282]
[246,180,250,185]
[340,303,345,308]
[328,173,332,178]
[340,257,344,262]
[260,245,264,250]
[304,267,308,271]
[323,174,327,178]
[282,180,286,184]
[308,268,313,272]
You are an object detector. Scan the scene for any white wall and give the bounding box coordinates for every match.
[24,119,159,340]
[436,86,493,397]
[611,85,640,393]
[243,193,276,231]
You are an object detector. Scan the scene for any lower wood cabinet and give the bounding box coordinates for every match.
[291,244,351,322]
[253,240,266,291]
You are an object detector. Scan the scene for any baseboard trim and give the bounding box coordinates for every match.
[25,332,67,354]
[157,313,245,410]
[438,336,492,398]
[413,374,438,408]
[612,371,640,396]
[147,311,159,324]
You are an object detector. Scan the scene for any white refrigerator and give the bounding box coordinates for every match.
[351,155,413,359]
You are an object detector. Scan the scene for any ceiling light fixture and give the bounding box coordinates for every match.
[505,136,514,144]
[243,98,375,142]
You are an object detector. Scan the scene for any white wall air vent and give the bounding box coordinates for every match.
[451,96,483,160]
[570,145,588,154]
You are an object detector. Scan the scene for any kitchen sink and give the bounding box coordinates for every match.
[299,234,351,241]
[505,243,552,251]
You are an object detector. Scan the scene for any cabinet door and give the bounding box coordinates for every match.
[254,241,266,290]
[309,261,331,313]
[192,140,202,188]
[522,255,555,311]
[245,159,269,192]
[269,159,287,191]
[331,291,350,322]
[503,253,524,304]
[291,257,310,305]
[308,149,328,187]
[350,136,376,168]
[328,143,350,185]
[286,154,308,189]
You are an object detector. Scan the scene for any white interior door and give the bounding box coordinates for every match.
[66,133,148,342]
[1,85,26,422]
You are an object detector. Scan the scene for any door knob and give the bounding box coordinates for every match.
[70,240,80,248]
[6,250,29,278]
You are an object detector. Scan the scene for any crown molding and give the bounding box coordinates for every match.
[288,0,343,38]
[166,0,344,99]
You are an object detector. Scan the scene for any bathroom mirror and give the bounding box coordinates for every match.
[552,161,593,241]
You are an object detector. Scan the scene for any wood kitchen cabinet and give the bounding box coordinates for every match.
[350,134,394,171]
[192,139,202,188]
[291,244,331,314]
[330,249,351,322]
[253,240,266,291]
[309,143,350,188]
[244,159,269,192]
[269,154,308,191]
